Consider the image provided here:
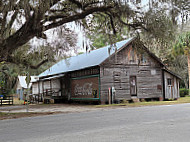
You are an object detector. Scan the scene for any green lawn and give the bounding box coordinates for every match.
[95,96,190,108]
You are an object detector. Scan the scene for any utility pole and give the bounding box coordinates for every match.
[25,72,31,112]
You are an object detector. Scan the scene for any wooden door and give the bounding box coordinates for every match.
[130,76,137,96]
[167,78,174,99]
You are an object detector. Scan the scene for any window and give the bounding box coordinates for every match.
[130,48,135,62]
[130,76,137,96]
[140,54,147,64]
[113,71,121,82]
[151,69,156,75]
[167,78,172,86]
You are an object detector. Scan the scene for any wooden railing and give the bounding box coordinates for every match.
[30,94,43,103]
[43,89,60,97]
[0,96,13,106]
[31,89,61,104]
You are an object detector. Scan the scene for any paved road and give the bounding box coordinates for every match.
[1,103,190,142]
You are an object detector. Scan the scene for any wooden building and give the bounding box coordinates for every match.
[33,37,180,104]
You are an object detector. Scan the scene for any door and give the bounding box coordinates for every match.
[130,76,137,96]
[167,78,174,99]
[19,89,23,100]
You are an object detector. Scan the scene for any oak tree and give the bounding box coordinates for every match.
[0,0,189,68]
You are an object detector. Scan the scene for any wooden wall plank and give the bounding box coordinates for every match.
[100,43,164,103]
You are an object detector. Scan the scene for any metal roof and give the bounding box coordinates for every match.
[40,74,65,81]
[18,76,38,88]
[39,37,135,78]
[162,68,181,79]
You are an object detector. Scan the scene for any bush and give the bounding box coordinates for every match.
[180,88,189,97]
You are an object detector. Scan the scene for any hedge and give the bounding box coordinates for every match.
[180,88,189,97]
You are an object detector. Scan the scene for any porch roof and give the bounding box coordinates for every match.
[18,76,37,88]
[162,68,181,79]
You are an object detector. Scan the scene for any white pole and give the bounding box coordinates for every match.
[108,88,111,105]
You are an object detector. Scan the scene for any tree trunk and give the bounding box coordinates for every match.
[188,54,190,95]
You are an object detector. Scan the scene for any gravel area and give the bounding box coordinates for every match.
[0,104,104,113]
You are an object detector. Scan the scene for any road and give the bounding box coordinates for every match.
[1,103,190,142]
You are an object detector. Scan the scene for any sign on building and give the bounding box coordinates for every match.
[71,76,99,99]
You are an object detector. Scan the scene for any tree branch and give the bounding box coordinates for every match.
[44,5,113,31]
[0,1,114,65]
[68,0,83,9]
[118,16,149,32]
[29,59,49,69]
[106,12,116,35]
[83,1,102,9]
[4,56,49,69]
[6,10,19,31]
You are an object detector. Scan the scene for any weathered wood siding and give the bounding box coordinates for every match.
[32,82,38,94]
[31,81,45,95]
[100,44,163,103]
[164,71,179,99]
[60,75,70,99]
[32,79,61,96]
[38,81,43,94]
[43,80,51,91]
[51,79,61,92]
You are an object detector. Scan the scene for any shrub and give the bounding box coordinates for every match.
[180,88,189,97]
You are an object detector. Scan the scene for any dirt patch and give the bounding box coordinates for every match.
[0,112,62,120]
[0,104,104,120]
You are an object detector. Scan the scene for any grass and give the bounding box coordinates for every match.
[13,98,24,105]
[94,96,190,108]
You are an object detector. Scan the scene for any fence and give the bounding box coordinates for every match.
[0,95,13,106]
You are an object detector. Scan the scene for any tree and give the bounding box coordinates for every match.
[0,63,18,94]
[87,27,129,49]
[172,32,190,90]
[169,55,188,88]
[1,0,190,67]
[0,1,127,65]
[86,0,189,51]
[10,26,77,69]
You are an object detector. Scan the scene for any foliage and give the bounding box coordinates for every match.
[87,30,129,49]
[0,0,132,64]
[0,0,189,93]
[0,80,5,89]
[180,88,189,97]
[0,43,61,94]
[172,32,190,56]
[0,63,18,94]
[0,25,77,93]
[168,55,188,88]
[86,0,189,57]
[0,0,189,65]
[168,32,190,89]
